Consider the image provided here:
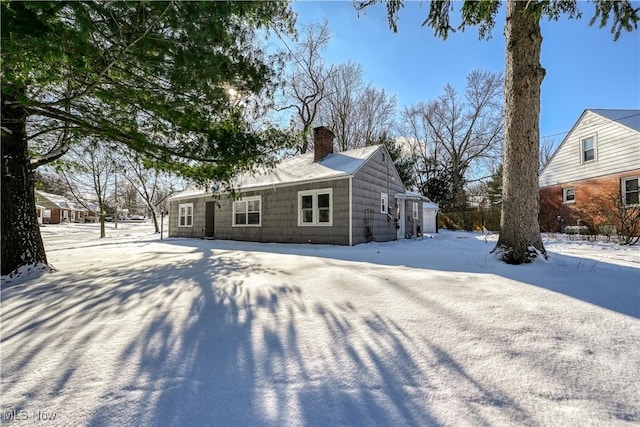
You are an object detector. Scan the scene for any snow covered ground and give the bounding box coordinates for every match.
[1,222,639,426]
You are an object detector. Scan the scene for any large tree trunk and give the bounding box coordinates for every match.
[494,0,546,263]
[1,88,50,276]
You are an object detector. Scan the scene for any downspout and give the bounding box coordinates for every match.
[349,176,353,246]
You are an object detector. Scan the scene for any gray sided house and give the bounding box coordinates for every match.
[169,127,427,245]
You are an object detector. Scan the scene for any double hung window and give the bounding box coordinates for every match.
[622,177,639,206]
[179,203,193,227]
[581,136,596,163]
[298,189,332,226]
[233,196,261,226]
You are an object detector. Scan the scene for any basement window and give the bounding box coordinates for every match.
[562,187,576,204]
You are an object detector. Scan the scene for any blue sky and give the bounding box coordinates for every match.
[289,0,640,141]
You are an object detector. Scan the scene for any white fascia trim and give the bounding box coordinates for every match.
[170,175,353,202]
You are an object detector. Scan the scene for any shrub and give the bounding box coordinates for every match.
[576,192,640,245]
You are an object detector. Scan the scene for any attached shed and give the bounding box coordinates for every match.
[422,200,439,234]
[169,127,421,245]
[394,192,430,239]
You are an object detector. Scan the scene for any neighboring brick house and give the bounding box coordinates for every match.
[36,191,89,224]
[539,109,640,232]
[169,127,428,245]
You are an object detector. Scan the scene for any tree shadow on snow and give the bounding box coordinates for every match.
[2,235,636,426]
[159,235,639,319]
[1,243,501,426]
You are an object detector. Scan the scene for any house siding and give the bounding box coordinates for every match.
[170,179,352,245]
[168,196,208,239]
[215,179,351,245]
[352,148,405,244]
[539,110,640,188]
[540,170,640,231]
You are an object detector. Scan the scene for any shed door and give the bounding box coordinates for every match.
[205,201,215,238]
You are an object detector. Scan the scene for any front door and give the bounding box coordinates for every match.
[205,201,215,238]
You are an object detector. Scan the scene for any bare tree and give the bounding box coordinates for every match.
[58,141,116,238]
[539,136,561,171]
[359,86,397,146]
[398,70,503,211]
[119,149,188,232]
[281,21,335,153]
[321,61,365,151]
[398,102,446,199]
[320,62,397,151]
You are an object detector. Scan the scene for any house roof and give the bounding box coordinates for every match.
[36,190,75,209]
[235,144,381,190]
[36,190,90,211]
[171,145,383,199]
[395,191,429,201]
[423,201,439,210]
[589,109,640,132]
[539,108,640,178]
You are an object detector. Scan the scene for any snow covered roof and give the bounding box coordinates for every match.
[423,201,439,210]
[590,109,640,132]
[36,190,74,209]
[234,145,381,190]
[395,191,429,201]
[171,145,382,200]
[36,190,89,210]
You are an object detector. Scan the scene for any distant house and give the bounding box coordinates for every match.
[35,191,91,224]
[169,127,429,245]
[539,109,640,232]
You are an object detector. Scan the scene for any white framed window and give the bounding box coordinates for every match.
[178,203,193,227]
[412,201,418,218]
[381,193,388,214]
[233,195,261,226]
[622,177,639,206]
[298,188,333,226]
[581,136,596,163]
[63,210,69,219]
[563,187,576,204]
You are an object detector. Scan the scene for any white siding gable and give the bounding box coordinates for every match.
[539,110,640,188]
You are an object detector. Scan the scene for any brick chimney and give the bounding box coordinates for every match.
[313,126,335,162]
